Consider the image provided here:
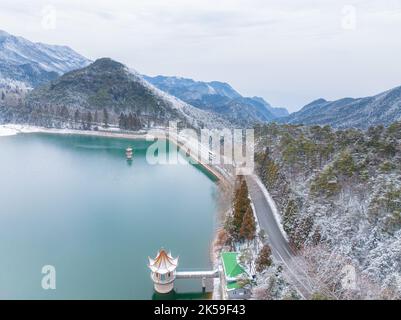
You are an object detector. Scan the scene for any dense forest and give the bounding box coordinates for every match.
[253,122,401,299]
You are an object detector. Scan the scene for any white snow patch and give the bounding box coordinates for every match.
[0,125,17,136]
[0,124,42,136]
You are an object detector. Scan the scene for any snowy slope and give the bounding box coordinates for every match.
[144,75,289,125]
[17,58,228,129]
[0,30,90,88]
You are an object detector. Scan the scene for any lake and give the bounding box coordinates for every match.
[0,133,218,299]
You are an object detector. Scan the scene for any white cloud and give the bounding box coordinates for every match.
[1,0,401,111]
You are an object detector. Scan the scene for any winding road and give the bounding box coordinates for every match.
[167,130,314,298]
[246,174,313,299]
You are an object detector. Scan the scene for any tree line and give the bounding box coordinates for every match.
[118,112,142,131]
[72,108,109,129]
[225,176,257,244]
[223,175,272,273]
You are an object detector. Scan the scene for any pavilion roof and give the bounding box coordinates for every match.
[148,249,179,274]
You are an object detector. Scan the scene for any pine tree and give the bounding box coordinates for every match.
[86,111,93,130]
[94,110,99,124]
[256,244,272,273]
[232,176,251,241]
[283,199,298,236]
[240,206,256,243]
[103,108,109,128]
[128,113,134,130]
[265,158,279,187]
[60,106,69,119]
[74,110,80,124]
[119,113,125,129]
[291,215,314,250]
[133,113,141,130]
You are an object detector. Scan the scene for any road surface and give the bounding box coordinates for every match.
[246,174,313,299]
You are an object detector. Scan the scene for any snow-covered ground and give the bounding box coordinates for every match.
[0,124,41,136]
[0,125,17,136]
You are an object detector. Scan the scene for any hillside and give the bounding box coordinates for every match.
[1,58,228,129]
[253,122,401,299]
[282,86,401,129]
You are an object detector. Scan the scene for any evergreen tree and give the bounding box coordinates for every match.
[231,176,251,241]
[256,244,272,272]
[283,199,298,236]
[240,206,256,243]
[103,108,109,128]
[94,110,99,124]
[60,106,69,119]
[291,215,314,250]
[128,113,134,130]
[74,109,80,124]
[86,111,93,130]
[133,113,141,130]
[119,113,125,129]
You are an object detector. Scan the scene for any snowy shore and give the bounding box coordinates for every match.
[0,124,149,139]
[0,124,42,136]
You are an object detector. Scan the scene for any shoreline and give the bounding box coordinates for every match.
[0,124,230,183]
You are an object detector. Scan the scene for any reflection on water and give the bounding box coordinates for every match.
[152,290,211,300]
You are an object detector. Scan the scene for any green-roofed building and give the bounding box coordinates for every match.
[221,252,252,299]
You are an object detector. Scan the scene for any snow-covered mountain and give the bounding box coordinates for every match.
[0,30,90,88]
[0,30,288,127]
[143,75,289,125]
[3,58,228,129]
[282,86,401,129]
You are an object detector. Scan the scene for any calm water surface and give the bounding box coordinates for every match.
[0,133,217,299]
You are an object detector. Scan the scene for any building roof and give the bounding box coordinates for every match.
[148,249,178,274]
[221,252,246,279]
[221,252,252,291]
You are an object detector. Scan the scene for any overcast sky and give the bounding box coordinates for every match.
[1,0,401,112]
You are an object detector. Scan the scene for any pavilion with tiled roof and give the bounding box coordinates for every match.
[148,249,179,293]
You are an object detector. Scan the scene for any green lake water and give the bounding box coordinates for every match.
[0,133,218,299]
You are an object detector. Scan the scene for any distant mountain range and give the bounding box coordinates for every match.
[0,30,285,128]
[0,30,90,88]
[144,75,289,125]
[281,86,401,129]
[1,29,400,130]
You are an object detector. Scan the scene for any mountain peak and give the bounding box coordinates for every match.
[309,98,327,105]
[90,58,126,70]
[0,30,91,88]
[0,30,12,42]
